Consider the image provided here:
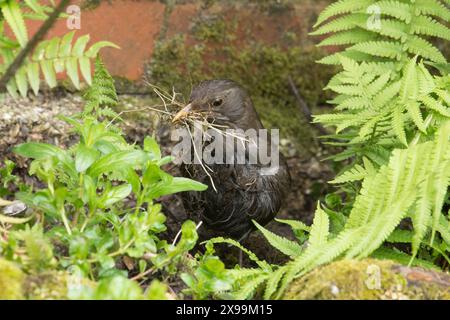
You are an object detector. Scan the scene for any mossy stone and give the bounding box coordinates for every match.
[0,258,25,299]
[284,259,450,300]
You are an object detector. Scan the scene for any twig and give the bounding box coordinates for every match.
[0,0,71,93]
[288,75,328,136]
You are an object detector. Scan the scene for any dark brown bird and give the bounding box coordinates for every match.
[173,79,290,240]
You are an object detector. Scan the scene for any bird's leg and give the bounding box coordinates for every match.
[239,249,243,267]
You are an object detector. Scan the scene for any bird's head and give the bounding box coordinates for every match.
[173,79,263,129]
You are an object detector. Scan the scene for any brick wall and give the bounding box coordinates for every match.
[16,0,330,82]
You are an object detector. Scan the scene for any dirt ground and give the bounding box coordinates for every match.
[0,91,335,267]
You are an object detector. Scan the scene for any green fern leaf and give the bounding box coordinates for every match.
[330,164,370,184]
[263,267,286,300]
[411,16,450,41]
[314,0,373,27]
[421,96,450,117]
[253,220,303,258]
[233,275,267,300]
[208,237,271,271]
[376,1,412,22]
[392,105,407,145]
[406,36,446,64]
[317,29,377,47]
[275,219,310,233]
[26,61,40,95]
[407,101,426,132]
[1,0,28,47]
[350,41,403,59]
[414,0,450,22]
[311,13,368,36]
[308,204,330,249]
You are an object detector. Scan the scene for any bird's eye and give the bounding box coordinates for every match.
[212,98,223,107]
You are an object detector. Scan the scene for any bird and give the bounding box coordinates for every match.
[172,79,290,241]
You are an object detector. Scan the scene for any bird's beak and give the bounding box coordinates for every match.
[172,103,192,123]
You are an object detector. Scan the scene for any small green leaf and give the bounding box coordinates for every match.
[75,144,99,172]
[102,184,132,207]
[88,150,147,177]
[144,136,161,160]
[13,143,63,160]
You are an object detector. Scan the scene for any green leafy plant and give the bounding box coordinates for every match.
[0,58,208,297]
[204,0,450,300]
[0,0,118,97]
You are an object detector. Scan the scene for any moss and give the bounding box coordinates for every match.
[284,259,450,300]
[0,258,96,300]
[192,16,237,42]
[0,258,25,299]
[23,271,95,300]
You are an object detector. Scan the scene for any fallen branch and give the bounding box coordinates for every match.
[288,75,328,136]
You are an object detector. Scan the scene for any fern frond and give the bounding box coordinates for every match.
[208,237,272,271]
[307,204,330,249]
[233,274,268,300]
[406,36,446,63]
[349,41,403,59]
[411,16,450,41]
[314,0,373,27]
[310,13,368,36]
[330,164,370,184]
[317,29,377,47]
[375,1,412,22]
[414,0,450,22]
[263,267,286,300]
[253,221,303,258]
[82,57,118,113]
[1,0,28,47]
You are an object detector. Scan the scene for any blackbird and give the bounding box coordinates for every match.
[173,79,290,240]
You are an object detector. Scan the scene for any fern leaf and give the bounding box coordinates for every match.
[373,80,401,108]
[40,60,57,88]
[317,29,377,47]
[66,57,80,89]
[330,164,369,184]
[406,36,446,64]
[275,219,310,232]
[371,247,438,270]
[387,229,413,243]
[26,61,40,95]
[1,0,28,47]
[253,220,303,258]
[366,72,391,97]
[392,105,407,145]
[411,168,433,255]
[429,122,450,245]
[368,19,408,40]
[208,237,272,271]
[376,1,412,22]
[73,35,90,56]
[414,0,450,22]
[233,274,267,300]
[314,0,373,27]
[311,13,368,36]
[15,66,28,97]
[349,41,403,60]
[421,96,450,117]
[336,96,371,111]
[263,267,286,300]
[407,101,426,132]
[59,31,75,57]
[308,204,330,249]
[411,16,450,41]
